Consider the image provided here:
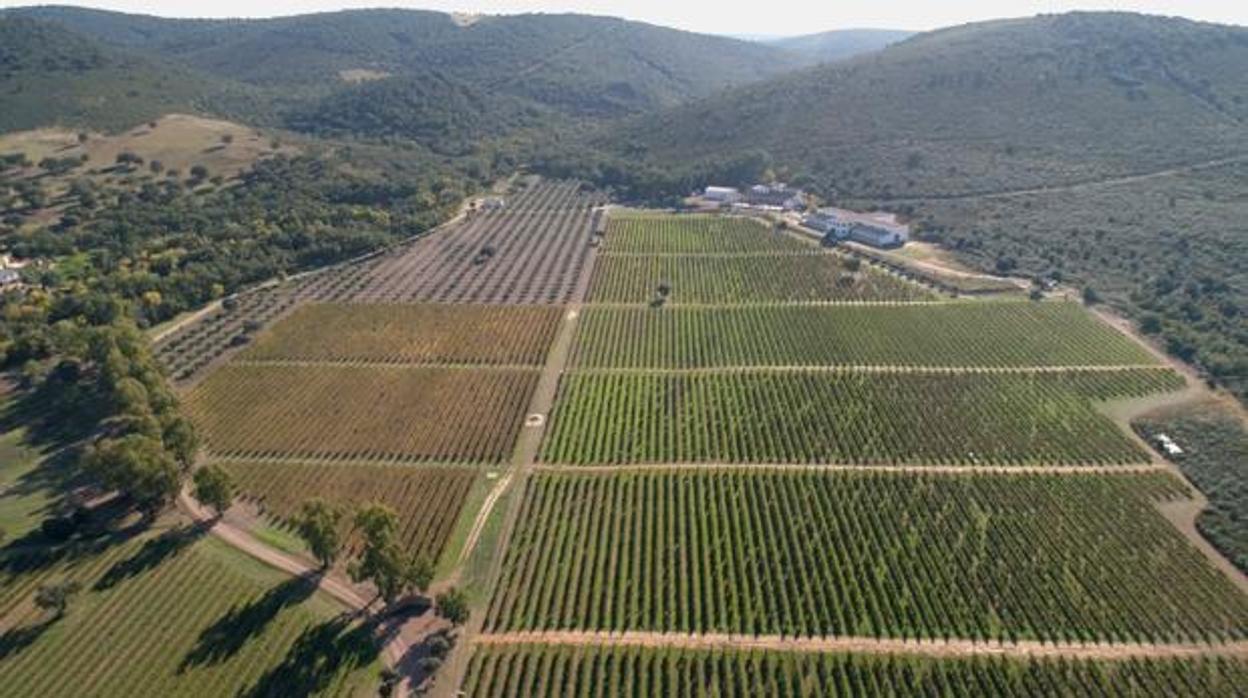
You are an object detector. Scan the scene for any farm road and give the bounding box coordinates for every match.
[433,210,604,698]
[473,630,1248,661]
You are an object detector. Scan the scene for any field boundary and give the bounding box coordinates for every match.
[471,630,1248,661]
[530,462,1168,475]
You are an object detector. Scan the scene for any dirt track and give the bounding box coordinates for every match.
[473,630,1248,661]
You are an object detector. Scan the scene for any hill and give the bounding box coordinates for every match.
[0,15,260,133]
[12,7,807,117]
[596,12,1248,397]
[769,28,913,63]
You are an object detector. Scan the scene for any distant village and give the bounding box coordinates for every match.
[699,184,909,249]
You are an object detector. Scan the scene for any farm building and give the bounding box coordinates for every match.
[0,268,21,288]
[803,207,909,249]
[741,183,805,211]
[703,186,741,203]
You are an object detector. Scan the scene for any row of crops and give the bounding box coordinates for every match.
[186,364,539,463]
[0,535,377,697]
[570,302,1158,369]
[588,252,931,304]
[540,369,1182,465]
[603,213,810,254]
[221,460,480,564]
[462,644,1248,697]
[485,470,1248,643]
[242,303,563,366]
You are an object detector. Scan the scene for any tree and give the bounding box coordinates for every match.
[1082,286,1101,305]
[192,464,235,518]
[435,587,470,626]
[35,580,81,619]
[189,165,209,181]
[349,504,424,607]
[296,498,344,569]
[149,160,164,174]
[161,416,199,469]
[77,132,89,144]
[84,434,181,517]
[221,134,234,145]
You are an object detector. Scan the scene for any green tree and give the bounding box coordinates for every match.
[35,580,82,619]
[84,434,181,517]
[296,498,345,570]
[192,464,235,518]
[435,587,470,626]
[161,416,199,469]
[349,504,423,607]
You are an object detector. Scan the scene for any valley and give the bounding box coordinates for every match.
[0,5,1245,697]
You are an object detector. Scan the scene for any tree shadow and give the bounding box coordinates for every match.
[179,571,321,671]
[241,616,381,698]
[93,522,208,591]
[0,618,54,661]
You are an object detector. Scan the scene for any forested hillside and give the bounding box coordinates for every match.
[12,7,807,118]
[0,15,261,132]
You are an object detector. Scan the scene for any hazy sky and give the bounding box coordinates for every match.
[2,0,1245,34]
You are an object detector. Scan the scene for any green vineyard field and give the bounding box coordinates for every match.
[603,213,808,254]
[242,303,563,366]
[571,302,1158,369]
[588,254,930,304]
[485,470,1248,642]
[463,645,1248,697]
[541,369,1182,465]
[0,534,377,697]
[221,460,479,563]
[187,364,539,463]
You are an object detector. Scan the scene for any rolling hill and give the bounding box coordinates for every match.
[0,15,261,133]
[608,12,1248,198]
[11,6,809,117]
[769,28,913,63]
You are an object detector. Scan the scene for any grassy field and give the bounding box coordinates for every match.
[242,303,564,366]
[587,253,932,304]
[541,369,1182,466]
[186,364,539,463]
[603,213,808,254]
[463,644,1248,697]
[222,459,481,564]
[571,302,1157,369]
[485,470,1248,643]
[0,530,379,696]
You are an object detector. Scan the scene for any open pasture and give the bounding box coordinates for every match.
[243,303,563,366]
[602,213,808,254]
[0,533,377,697]
[463,645,1248,697]
[221,460,479,563]
[485,470,1248,643]
[587,253,930,304]
[541,369,1183,466]
[186,364,538,463]
[571,302,1157,369]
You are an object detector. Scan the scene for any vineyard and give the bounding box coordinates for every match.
[186,364,538,463]
[348,180,602,304]
[462,645,1248,697]
[242,303,563,366]
[602,213,809,253]
[485,470,1248,642]
[588,253,930,304]
[571,302,1158,369]
[0,535,378,697]
[221,460,480,564]
[541,369,1182,465]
